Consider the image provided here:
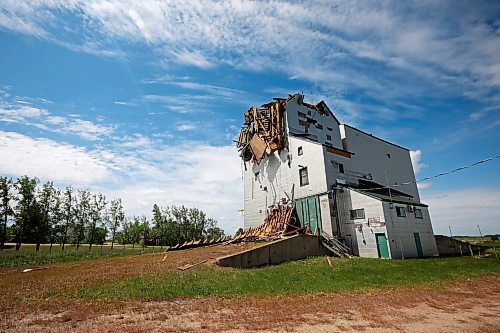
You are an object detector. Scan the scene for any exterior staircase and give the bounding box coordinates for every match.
[321,231,351,258]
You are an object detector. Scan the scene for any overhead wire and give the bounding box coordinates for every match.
[336,153,500,191]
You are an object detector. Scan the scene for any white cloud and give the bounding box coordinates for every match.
[410,149,427,174]
[0,106,48,123]
[62,119,114,141]
[176,122,197,131]
[423,188,500,236]
[0,131,111,185]
[417,182,431,190]
[171,50,214,69]
[3,1,499,102]
[0,129,244,234]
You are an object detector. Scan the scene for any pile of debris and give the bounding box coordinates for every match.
[166,203,304,252]
[236,99,286,164]
[166,236,232,252]
[232,203,303,242]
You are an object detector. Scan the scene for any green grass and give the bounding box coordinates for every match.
[0,244,164,268]
[74,256,500,301]
[454,236,500,248]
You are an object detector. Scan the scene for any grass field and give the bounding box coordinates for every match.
[73,255,500,301]
[0,243,164,268]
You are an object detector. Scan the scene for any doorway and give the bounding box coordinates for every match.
[375,233,389,258]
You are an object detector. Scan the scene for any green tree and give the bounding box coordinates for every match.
[87,193,107,251]
[36,181,57,252]
[61,186,74,251]
[74,190,91,250]
[108,198,124,249]
[13,176,39,251]
[0,176,14,250]
[152,204,224,246]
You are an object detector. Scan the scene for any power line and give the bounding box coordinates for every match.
[340,153,500,191]
[416,154,500,183]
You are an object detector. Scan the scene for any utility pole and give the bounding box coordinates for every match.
[449,225,453,238]
[477,224,483,238]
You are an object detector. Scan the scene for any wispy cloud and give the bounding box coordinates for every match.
[0,129,243,233]
[176,122,197,131]
[3,1,499,103]
[0,92,114,141]
[0,131,111,185]
[170,50,214,69]
[0,106,48,123]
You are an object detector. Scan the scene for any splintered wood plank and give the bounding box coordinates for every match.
[250,134,267,163]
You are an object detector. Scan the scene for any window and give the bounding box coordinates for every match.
[297,111,306,118]
[326,134,332,141]
[298,146,303,156]
[299,167,309,186]
[316,124,323,130]
[298,119,306,126]
[387,153,391,158]
[327,127,333,131]
[396,206,406,217]
[414,208,423,219]
[339,163,344,174]
[350,208,365,220]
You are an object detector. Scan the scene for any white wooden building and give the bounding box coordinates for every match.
[238,93,438,259]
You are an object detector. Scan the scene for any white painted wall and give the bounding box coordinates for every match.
[336,189,438,258]
[336,189,388,258]
[285,94,343,150]
[340,125,420,200]
[243,148,294,228]
[384,203,439,258]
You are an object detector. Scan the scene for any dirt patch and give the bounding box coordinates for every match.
[1,275,499,332]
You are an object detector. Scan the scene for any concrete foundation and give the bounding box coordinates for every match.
[216,234,331,268]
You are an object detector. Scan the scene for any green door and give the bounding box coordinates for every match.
[414,233,423,258]
[295,196,322,235]
[375,233,389,258]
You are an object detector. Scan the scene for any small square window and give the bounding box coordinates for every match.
[387,153,391,158]
[396,206,406,217]
[316,124,323,130]
[414,209,423,219]
[298,146,303,156]
[339,163,344,174]
[307,110,312,116]
[327,127,333,131]
[298,119,306,126]
[326,134,332,141]
[299,167,309,186]
[297,111,306,118]
[350,208,365,219]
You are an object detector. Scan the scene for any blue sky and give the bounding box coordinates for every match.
[1,1,499,235]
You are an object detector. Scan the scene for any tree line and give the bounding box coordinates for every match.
[0,175,224,251]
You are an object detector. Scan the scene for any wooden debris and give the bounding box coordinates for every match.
[236,99,286,164]
[177,260,207,271]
